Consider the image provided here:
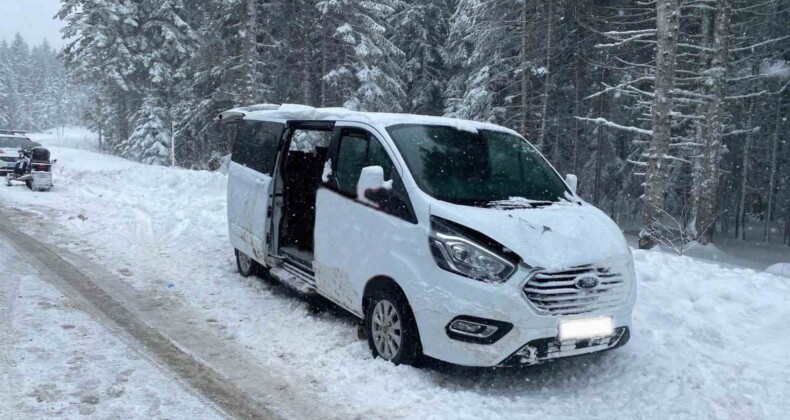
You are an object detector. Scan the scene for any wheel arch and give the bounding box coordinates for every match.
[362,275,407,318]
[361,274,424,364]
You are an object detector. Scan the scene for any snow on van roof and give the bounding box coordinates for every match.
[218,104,520,136]
[0,133,30,139]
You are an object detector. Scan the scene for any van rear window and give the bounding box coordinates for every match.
[231,121,284,174]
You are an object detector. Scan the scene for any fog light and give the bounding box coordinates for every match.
[450,320,494,336]
[445,316,513,344]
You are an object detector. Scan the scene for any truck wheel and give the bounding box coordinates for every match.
[235,249,259,277]
[365,286,421,366]
[25,180,32,190]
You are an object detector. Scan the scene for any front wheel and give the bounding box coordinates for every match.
[235,249,260,277]
[365,287,421,366]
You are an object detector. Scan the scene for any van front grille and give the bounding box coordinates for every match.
[523,265,630,316]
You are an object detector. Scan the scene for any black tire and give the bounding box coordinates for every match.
[365,285,421,366]
[235,249,260,277]
[25,180,32,190]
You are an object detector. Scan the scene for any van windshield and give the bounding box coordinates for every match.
[0,137,30,149]
[387,124,568,207]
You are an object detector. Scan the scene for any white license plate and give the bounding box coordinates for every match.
[559,316,614,341]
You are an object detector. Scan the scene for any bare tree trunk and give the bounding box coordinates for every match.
[764,95,782,242]
[594,67,605,205]
[785,191,790,245]
[536,0,553,153]
[572,61,581,175]
[320,25,328,107]
[240,0,258,106]
[520,0,530,139]
[694,0,731,245]
[640,0,680,249]
[736,96,756,240]
[302,45,311,105]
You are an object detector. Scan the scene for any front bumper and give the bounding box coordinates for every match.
[498,326,630,367]
[411,264,636,367]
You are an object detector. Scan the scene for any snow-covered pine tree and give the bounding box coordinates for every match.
[127,97,172,166]
[390,0,452,115]
[0,40,10,126]
[59,0,195,161]
[317,0,406,112]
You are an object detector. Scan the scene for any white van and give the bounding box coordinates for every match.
[220,104,636,367]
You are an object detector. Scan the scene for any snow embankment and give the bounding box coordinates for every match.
[766,263,790,278]
[27,126,100,151]
[2,147,789,419]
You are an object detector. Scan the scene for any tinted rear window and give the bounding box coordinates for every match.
[231,121,284,174]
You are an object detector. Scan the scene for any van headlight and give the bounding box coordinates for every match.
[429,216,517,283]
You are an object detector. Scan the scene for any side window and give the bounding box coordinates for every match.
[333,129,417,223]
[231,121,283,174]
[335,133,369,195]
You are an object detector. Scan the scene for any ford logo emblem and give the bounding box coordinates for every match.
[575,275,600,290]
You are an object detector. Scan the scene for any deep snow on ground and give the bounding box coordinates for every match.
[766,263,790,278]
[2,146,790,419]
[621,221,790,272]
[27,126,100,152]
[0,240,220,419]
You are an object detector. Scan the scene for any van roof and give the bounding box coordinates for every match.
[218,104,520,136]
[0,133,30,139]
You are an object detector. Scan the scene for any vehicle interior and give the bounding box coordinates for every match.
[276,126,333,272]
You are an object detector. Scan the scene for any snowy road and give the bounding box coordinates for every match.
[0,228,223,419]
[2,145,790,419]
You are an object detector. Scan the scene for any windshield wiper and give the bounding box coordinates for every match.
[486,199,555,210]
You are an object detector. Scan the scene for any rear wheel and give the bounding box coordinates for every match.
[235,249,260,277]
[25,179,32,190]
[365,286,421,366]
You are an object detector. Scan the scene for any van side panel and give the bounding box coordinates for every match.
[313,188,427,317]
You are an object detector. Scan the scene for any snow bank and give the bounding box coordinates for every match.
[766,263,790,278]
[2,147,789,419]
[27,126,99,151]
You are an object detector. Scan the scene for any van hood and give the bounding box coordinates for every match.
[0,147,19,157]
[430,201,630,271]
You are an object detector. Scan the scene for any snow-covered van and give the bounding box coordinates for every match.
[220,104,636,367]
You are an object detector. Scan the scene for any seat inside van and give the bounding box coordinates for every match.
[279,130,331,266]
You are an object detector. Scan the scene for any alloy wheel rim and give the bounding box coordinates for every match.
[238,252,252,273]
[371,300,402,360]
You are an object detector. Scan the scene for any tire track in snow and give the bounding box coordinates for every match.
[0,217,295,420]
[0,241,23,416]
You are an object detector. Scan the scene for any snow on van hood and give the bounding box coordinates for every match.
[430,201,630,271]
[0,147,20,157]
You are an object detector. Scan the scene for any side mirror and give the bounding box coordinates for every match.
[51,159,58,165]
[357,166,391,205]
[565,174,578,195]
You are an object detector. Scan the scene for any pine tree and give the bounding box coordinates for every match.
[317,0,406,111]
[390,0,452,115]
[126,97,172,166]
